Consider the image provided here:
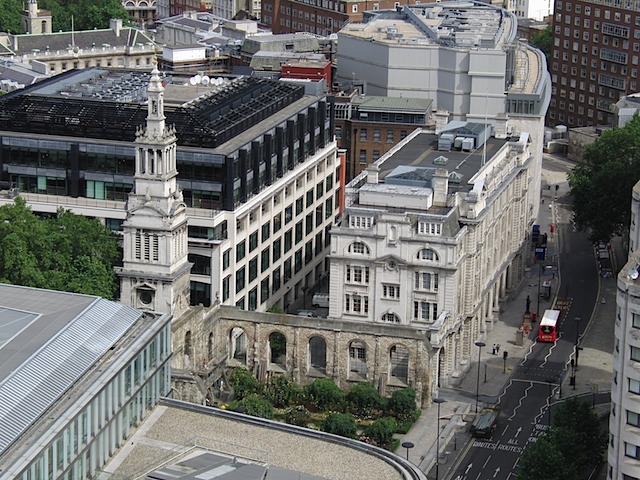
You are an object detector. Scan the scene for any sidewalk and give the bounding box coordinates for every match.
[396,176,617,478]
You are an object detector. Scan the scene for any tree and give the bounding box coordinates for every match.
[346,382,384,417]
[238,394,274,419]
[548,397,607,476]
[305,378,345,411]
[364,416,397,450]
[568,114,640,242]
[517,436,578,480]
[39,0,130,32]
[0,0,24,33]
[0,198,119,298]
[386,388,417,421]
[530,26,552,67]
[322,413,357,438]
[229,367,262,400]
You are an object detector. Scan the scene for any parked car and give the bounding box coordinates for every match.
[296,310,318,317]
[312,293,330,308]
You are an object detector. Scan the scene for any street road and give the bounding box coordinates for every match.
[447,157,601,480]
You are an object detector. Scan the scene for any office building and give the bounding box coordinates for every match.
[548,0,640,128]
[0,284,172,480]
[329,122,538,390]
[0,68,340,313]
[334,93,434,180]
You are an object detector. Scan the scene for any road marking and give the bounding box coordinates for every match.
[515,426,522,437]
[465,463,473,475]
[494,467,501,478]
[501,425,509,436]
[483,456,492,469]
[508,382,533,421]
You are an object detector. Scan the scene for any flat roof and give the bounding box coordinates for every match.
[340,2,507,48]
[353,95,433,113]
[103,401,406,480]
[0,69,311,150]
[0,285,142,456]
[374,130,508,193]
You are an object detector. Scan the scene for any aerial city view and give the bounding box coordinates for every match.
[0,0,639,479]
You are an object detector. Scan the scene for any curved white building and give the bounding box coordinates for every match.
[609,180,640,480]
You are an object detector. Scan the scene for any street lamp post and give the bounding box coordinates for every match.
[401,441,414,461]
[433,398,446,480]
[574,316,582,370]
[475,341,486,413]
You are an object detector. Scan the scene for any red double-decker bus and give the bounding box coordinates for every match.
[538,309,560,342]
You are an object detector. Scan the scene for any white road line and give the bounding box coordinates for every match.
[508,382,533,421]
[483,455,492,469]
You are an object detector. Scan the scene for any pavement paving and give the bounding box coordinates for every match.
[396,163,617,479]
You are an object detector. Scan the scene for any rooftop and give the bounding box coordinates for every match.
[372,128,508,194]
[102,399,410,480]
[340,2,510,49]
[353,95,433,113]
[0,284,144,458]
[0,69,310,150]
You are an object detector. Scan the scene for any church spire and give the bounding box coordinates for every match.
[118,66,191,318]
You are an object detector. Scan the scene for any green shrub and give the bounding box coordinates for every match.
[238,394,274,419]
[265,376,303,408]
[229,367,262,400]
[323,412,357,438]
[305,378,345,411]
[387,388,417,421]
[346,382,384,417]
[365,416,397,449]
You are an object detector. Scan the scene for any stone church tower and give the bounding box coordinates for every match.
[21,0,52,34]
[118,66,191,318]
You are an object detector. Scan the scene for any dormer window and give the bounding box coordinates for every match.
[418,221,442,235]
[350,215,373,229]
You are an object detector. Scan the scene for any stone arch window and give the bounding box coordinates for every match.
[308,336,327,375]
[348,341,367,380]
[183,331,192,369]
[208,332,214,359]
[382,312,400,323]
[417,248,439,262]
[269,331,287,369]
[230,327,247,364]
[389,344,409,385]
[348,241,370,255]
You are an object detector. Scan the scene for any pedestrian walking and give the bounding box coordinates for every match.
[492,343,497,355]
[496,344,500,354]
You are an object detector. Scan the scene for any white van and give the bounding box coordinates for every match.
[312,293,330,308]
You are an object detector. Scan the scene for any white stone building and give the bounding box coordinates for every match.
[507,0,553,20]
[609,180,640,480]
[328,122,538,391]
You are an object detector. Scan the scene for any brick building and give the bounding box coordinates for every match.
[548,0,640,127]
[261,0,426,35]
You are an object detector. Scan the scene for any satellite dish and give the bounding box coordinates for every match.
[201,75,210,85]
[189,76,198,86]
[627,266,639,280]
